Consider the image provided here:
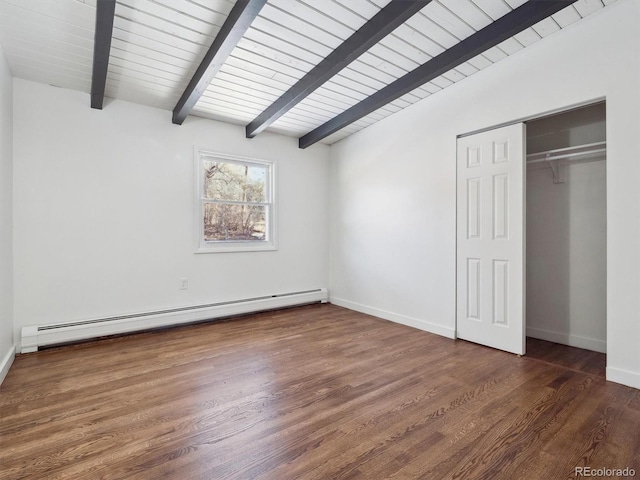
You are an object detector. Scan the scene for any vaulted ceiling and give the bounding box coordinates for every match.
[0,0,616,147]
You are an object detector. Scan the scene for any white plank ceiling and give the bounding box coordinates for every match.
[0,0,616,145]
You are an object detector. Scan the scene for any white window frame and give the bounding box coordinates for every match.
[195,148,277,253]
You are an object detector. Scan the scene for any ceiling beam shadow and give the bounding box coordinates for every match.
[90,0,116,110]
[172,0,267,125]
[298,0,579,149]
[245,0,432,138]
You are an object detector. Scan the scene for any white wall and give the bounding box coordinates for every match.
[329,0,640,388]
[0,41,14,383]
[12,79,330,347]
[527,159,607,352]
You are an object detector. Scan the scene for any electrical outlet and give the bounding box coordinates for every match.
[180,278,189,290]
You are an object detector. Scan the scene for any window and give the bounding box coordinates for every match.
[196,149,276,253]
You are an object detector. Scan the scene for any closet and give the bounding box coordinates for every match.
[525,102,607,353]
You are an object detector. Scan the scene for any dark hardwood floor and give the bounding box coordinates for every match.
[525,337,606,378]
[1,304,638,479]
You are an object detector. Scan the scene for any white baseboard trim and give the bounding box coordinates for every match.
[606,366,640,390]
[526,326,606,353]
[0,345,16,387]
[330,296,456,339]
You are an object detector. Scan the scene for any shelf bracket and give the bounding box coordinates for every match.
[547,155,565,184]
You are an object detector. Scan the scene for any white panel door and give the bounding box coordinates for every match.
[456,123,526,355]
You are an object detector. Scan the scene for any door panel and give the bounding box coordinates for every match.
[456,123,525,355]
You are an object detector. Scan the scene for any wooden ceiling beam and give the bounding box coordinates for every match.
[172,0,267,125]
[90,0,116,110]
[299,0,579,149]
[245,0,432,138]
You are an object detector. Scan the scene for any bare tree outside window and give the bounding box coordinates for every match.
[197,151,275,252]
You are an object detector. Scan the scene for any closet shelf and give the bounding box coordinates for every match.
[526,141,606,164]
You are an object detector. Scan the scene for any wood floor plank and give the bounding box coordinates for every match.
[1,304,638,479]
[525,337,606,378]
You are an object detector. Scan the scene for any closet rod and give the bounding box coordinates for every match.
[526,141,606,164]
[527,148,606,164]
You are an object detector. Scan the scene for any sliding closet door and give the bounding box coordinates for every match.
[456,123,526,355]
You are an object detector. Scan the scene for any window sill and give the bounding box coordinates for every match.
[195,242,278,254]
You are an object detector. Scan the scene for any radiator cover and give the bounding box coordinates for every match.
[20,288,328,353]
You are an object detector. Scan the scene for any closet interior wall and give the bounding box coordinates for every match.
[525,103,607,353]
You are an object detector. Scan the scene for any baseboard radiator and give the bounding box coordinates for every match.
[20,288,328,353]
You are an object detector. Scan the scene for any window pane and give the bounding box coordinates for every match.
[204,203,267,241]
[203,160,267,202]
